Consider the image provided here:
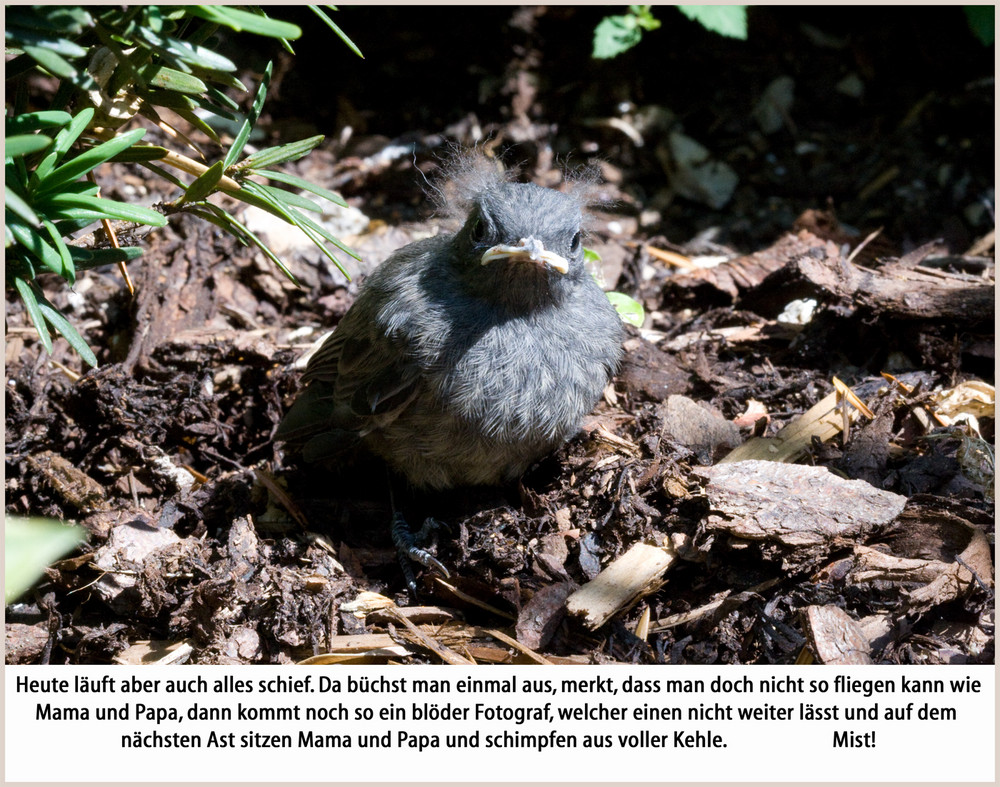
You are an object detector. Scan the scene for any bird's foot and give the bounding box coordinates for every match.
[390,512,450,598]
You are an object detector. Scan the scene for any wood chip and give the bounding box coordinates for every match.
[383,607,475,665]
[566,541,678,629]
[698,461,907,572]
[113,639,194,665]
[720,389,855,464]
[483,627,553,665]
[801,606,872,665]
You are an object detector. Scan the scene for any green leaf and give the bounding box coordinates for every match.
[37,179,101,198]
[4,6,92,36]
[4,134,51,158]
[145,86,237,123]
[204,85,241,113]
[310,6,364,58]
[236,135,325,171]
[186,205,248,246]
[678,6,748,40]
[4,27,89,58]
[242,178,357,267]
[108,144,171,163]
[199,70,247,94]
[137,160,187,190]
[606,291,645,328]
[13,277,53,355]
[289,206,359,260]
[7,219,67,276]
[255,183,324,214]
[136,28,237,73]
[35,288,99,367]
[136,88,199,112]
[965,6,995,45]
[33,107,95,183]
[168,104,224,144]
[67,244,144,271]
[22,44,79,79]
[236,178,297,221]
[224,61,272,169]
[42,218,75,284]
[8,150,30,185]
[584,247,610,287]
[43,193,168,226]
[257,169,347,207]
[593,15,643,59]
[36,127,148,196]
[5,187,40,226]
[182,160,225,203]
[291,220,352,278]
[5,110,72,135]
[145,4,166,34]
[5,516,87,604]
[141,64,208,94]
[631,5,661,31]
[186,6,302,39]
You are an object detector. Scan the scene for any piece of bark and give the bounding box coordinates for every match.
[566,541,677,629]
[660,394,742,464]
[223,626,263,662]
[618,332,693,400]
[857,613,896,655]
[834,391,895,487]
[484,627,553,665]
[662,229,840,304]
[697,460,907,572]
[93,518,182,611]
[5,623,50,664]
[849,496,994,613]
[123,221,225,375]
[516,581,577,651]
[801,606,872,665]
[742,237,995,325]
[26,451,106,515]
[532,533,571,581]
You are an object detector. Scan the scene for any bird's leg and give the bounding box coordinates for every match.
[387,471,450,597]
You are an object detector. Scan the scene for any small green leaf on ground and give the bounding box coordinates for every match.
[678,5,748,40]
[5,516,86,603]
[606,291,646,327]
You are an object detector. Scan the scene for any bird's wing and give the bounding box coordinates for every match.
[331,327,423,434]
[282,301,423,440]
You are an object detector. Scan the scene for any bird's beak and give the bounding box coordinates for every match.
[481,236,569,275]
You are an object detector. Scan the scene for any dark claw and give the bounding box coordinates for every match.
[391,512,450,597]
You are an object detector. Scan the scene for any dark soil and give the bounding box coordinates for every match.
[5,6,994,665]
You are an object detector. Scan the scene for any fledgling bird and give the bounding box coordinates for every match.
[276,160,624,585]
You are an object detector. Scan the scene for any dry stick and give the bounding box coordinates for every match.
[86,170,134,294]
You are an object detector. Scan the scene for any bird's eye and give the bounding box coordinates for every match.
[469,216,487,244]
[570,231,582,254]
